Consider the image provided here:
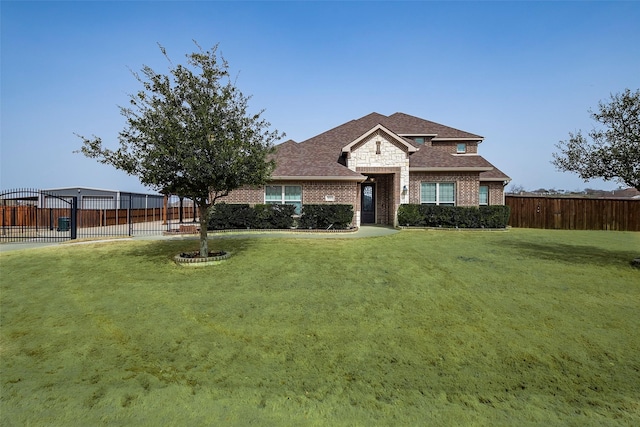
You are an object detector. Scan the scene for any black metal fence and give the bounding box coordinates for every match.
[1,188,199,243]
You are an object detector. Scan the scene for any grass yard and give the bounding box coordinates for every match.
[1,229,639,426]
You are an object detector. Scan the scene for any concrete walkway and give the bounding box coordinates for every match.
[0,226,398,252]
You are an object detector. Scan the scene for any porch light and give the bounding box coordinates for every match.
[402,185,408,194]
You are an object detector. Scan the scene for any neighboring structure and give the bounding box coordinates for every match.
[223,112,511,226]
[40,187,164,209]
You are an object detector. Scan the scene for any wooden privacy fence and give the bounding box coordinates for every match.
[505,196,640,231]
[0,207,67,228]
[1,206,198,228]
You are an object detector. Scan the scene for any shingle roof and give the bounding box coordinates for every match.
[272,141,364,179]
[479,165,511,181]
[298,112,482,149]
[272,112,508,180]
[386,112,483,139]
[409,146,490,169]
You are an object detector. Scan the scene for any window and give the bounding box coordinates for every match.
[414,137,425,144]
[457,143,466,153]
[479,185,489,205]
[420,182,455,206]
[265,185,302,214]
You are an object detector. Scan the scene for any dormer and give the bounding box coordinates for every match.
[430,137,483,154]
[398,134,437,146]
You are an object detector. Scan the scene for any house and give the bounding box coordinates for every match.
[223,112,511,227]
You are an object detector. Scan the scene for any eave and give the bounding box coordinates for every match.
[432,137,484,142]
[271,175,367,182]
[410,167,493,172]
[480,177,513,183]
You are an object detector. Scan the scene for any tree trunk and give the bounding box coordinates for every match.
[197,202,211,257]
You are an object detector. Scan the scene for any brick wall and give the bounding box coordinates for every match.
[299,181,358,205]
[431,141,478,154]
[219,186,263,204]
[221,180,358,214]
[356,168,402,226]
[483,181,506,205]
[375,174,393,224]
[409,172,480,206]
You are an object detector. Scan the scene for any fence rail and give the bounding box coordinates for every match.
[505,195,640,231]
[0,206,197,228]
[2,188,200,242]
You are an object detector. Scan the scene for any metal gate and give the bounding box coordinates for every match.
[1,189,200,242]
[72,193,197,238]
[1,188,77,242]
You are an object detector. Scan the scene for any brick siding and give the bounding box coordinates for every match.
[483,181,506,205]
[431,142,478,154]
[219,186,263,204]
[409,172,480,206]
[221,181,359,225]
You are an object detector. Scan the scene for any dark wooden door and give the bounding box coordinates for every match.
[361,183,375,224]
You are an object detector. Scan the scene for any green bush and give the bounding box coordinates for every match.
[299,204,354,230]
[208,203,296,230]
[479,205,512,228]
[253,204,296,229]
[397,204,424,226]
[397,204,510,228]
[208,203,354,230]
[208,203,254,230]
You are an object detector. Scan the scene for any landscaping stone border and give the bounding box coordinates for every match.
[173,251,231,267]
[164,227,359,236]
[398,226,510,232]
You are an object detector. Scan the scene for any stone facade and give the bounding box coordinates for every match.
[347,130,410,205]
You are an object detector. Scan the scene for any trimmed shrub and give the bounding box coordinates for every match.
[479,205,511,228]
[397,204,510,228]
[208,203,353,230]
[252,204,296,229]
[207,203,295,230]
[397,203,424,226]
[299,204,354,230]
[208,203,255,230]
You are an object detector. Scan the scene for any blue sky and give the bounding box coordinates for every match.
[2,1,639,194]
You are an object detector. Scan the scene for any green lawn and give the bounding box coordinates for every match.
[1,229,638,426]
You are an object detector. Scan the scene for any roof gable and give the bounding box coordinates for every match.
[341,124,417,154]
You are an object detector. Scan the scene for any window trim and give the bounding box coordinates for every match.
[479,185,489,206]
[420,182,456,206]
[265,185,302,214]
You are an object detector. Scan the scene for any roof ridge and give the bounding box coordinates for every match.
[388,112,483,139]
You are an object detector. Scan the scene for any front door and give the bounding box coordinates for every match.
[361,183,375,224]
